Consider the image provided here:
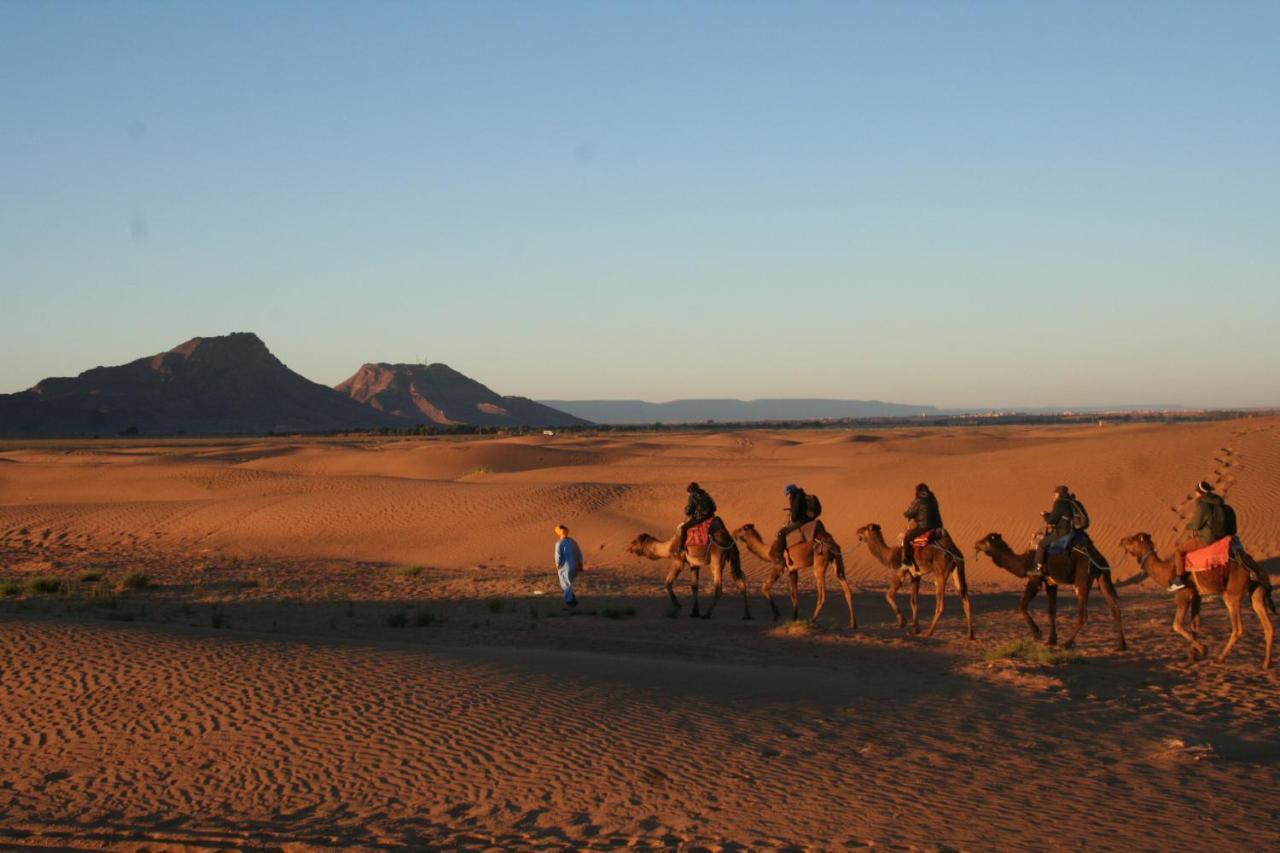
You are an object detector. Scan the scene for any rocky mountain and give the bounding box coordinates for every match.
[336,363,589,428]
[0,333,404,436]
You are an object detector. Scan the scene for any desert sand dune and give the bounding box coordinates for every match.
[1,419,1277,848]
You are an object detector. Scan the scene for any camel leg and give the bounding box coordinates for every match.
[1097,571,1127,651]
[1062,575,1090,649]
[701,556,724,620]
[923,571,946,638]
[833,552,856,631]
[811,560,828,623]
[1018,581,1042,641]
[689,563,701,619]
[761,563,784,621]
[1250,584,1274,670]
[1173,590,1205,661]
[1216,582,1246,663]
[787,569,800,621]
[909,576,921,634]
[884,571,906,628]
[729,550,752,621]
[953,562,974,640]
[664,559,684,616]
[1045,585,1059,646]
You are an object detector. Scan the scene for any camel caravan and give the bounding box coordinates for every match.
[627,480,1275,669]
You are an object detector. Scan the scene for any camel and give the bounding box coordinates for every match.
[627,521,751,619]
[1118,533,1273,669]
[854,523,974,639]
[974,532,1126,651]
[731,522,856,629]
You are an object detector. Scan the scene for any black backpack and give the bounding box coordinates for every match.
[806,493,822,519]
[1068,497,1090,530]
[1206,500,1228,539]
[1222,503,1238,537]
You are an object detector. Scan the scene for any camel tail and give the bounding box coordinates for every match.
[728,541,745,582]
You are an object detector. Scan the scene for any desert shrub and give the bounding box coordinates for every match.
[391,565,424,579]
[486,598,504,614]
[25,576,63,595]
[415,609,438,627]
[387,610,409,628]
[210,610,227,629]
[119,572,151,591]
[984,639,1082,666]
[79,570,103,583]
[601,606,638,620]
[0,580,21,596]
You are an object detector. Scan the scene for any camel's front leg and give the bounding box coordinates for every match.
[761,562,784,621]
[885,571,906,627]
[1098,571,1127,651]
[1018,581,1042,641]
[689,563,702,619]
[1173,589,1205,661]
[1062,575,1091,649]
[664,559,684,616]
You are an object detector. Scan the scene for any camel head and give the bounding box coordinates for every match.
[730,523,758,543]
[973,532,1007,560]
[855,523,882,543]
[1118,532,1154,563]
[627,533,658,556]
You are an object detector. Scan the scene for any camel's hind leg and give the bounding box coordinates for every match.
[688,563,702,619]
[761,563,785,621]
[1018,581,1042,641]
[909,576,921,634]
[700,556,724,620]
[1097,571,1127,651]
[663,559,685,616]
[923,568,947,638]
[833,549,856,631]
[953,560,974,640]
[1250,583,1274,669]
[811,559,828,623]
[787,569,800,621]
[727,545,752,620]
[1216,574,1247,663]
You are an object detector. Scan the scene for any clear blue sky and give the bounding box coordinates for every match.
[2,2,1277,408]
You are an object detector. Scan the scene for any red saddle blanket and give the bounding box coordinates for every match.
[911,528,943,560]
[686,518,716,548]
[1186,536,1234,572]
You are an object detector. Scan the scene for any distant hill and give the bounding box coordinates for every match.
[540,398,940,425]
[338,363,589,428]
[0,332,402,436]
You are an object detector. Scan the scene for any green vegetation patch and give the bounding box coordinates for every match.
[984,638,1082,666]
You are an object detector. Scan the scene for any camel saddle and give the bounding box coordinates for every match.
[784,520,820,550]
[1185,535,1238,573]
[910,528,944,562]
[1046,531,1085,557]
[685,517,719,549]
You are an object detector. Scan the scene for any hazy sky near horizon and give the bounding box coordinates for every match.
[2,2,1277,408]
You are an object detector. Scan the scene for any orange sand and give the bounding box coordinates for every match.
[1,419,1277,849]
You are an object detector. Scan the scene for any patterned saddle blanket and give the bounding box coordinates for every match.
[686,517,719,549]
[1186,535,1239,573]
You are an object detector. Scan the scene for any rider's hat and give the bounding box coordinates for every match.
[687,482,700,492]
[915,482,929,494]
[1054,484,1070,495]
[784,484,798,494]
